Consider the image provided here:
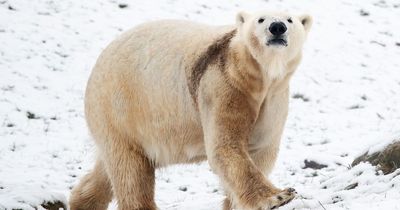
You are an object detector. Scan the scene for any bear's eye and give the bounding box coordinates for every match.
[258,18,265,24]
[287,18,293,23]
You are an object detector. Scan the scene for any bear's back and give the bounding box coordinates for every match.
[85,20,235,164]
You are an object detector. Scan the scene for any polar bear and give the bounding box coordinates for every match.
[69,10,312,210]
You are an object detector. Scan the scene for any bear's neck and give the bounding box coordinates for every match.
[225,39,273,103]
[225,37,301,105]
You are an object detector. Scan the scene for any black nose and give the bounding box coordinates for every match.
[269,22,287,36]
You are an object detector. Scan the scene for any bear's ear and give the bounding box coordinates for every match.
[299,14,313,33]
[236,11,249,26]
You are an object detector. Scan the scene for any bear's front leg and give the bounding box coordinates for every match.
[199,86,296,210]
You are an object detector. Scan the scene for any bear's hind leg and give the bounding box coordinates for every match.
[69,159,113,210]
[222,194,233,210]
[102,133,156,210]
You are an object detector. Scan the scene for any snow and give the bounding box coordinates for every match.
[1,0,400,209]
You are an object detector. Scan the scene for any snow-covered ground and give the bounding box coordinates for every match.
[1,0,400,209]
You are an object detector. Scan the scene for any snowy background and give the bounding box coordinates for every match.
[1,0,400,209]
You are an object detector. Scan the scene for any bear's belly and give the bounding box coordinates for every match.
[131,114,207,166]
[142,139,207,167]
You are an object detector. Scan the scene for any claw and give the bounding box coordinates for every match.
[287,188,296,193]
[265,188,296,209]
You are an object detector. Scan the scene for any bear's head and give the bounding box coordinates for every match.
[235,11,312,79]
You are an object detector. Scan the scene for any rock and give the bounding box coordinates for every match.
[26,111,40,119]
[118,3,128,9]
[352,141,400,175]
[344,183,358,190]
[41,200,67,210]
[178,186,187,192]
[303,160,328,170]
[359,9,370,16]
[8,5,16,11]
[292,93,310,102]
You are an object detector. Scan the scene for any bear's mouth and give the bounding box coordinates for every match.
[267,37,288,47]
